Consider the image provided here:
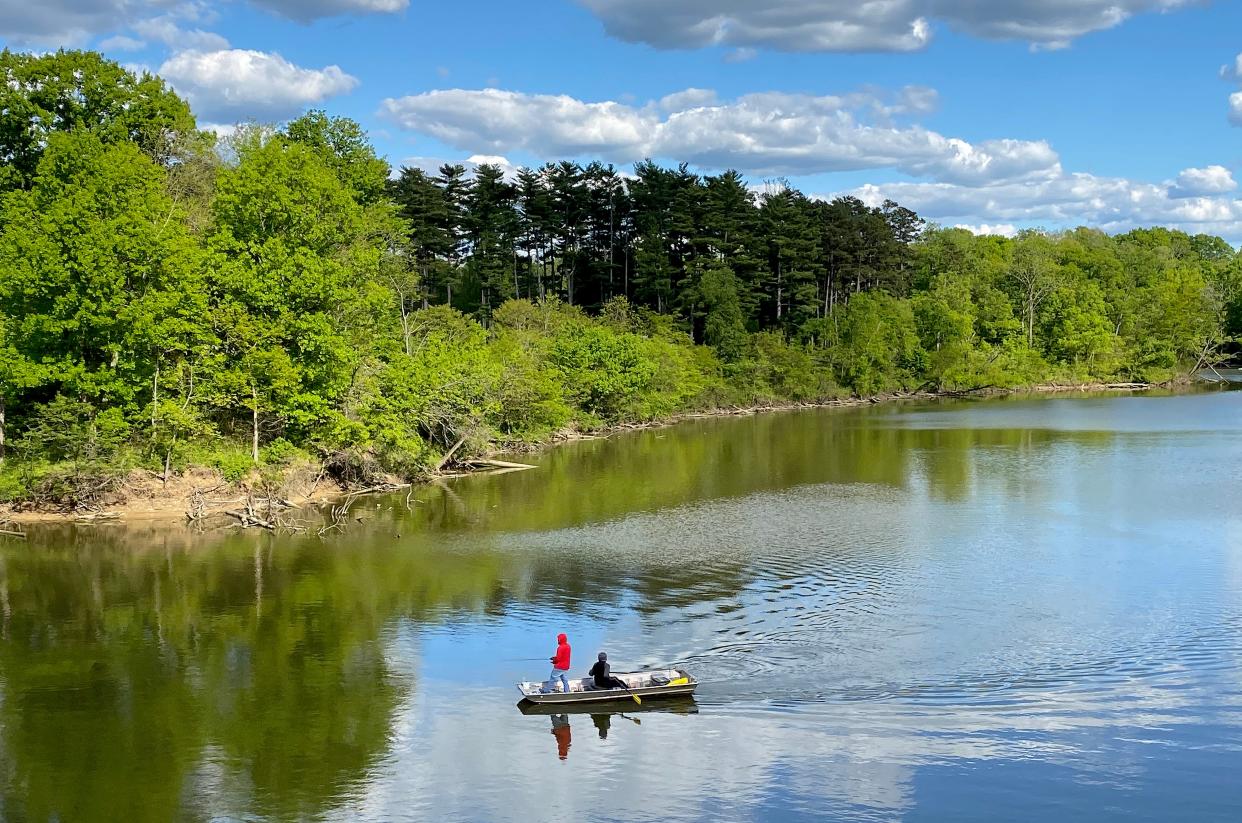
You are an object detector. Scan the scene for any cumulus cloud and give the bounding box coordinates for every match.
[159,48,359,122]
[0,0,405,46]
[379,86,1060,185]
[1171,165,1237,198]
[99,33,147,51]
[0,0,137,47]
[1225,55,1242,126]
[395,154,522,182]
[248,0,407,22]
[843,173,1242,241]
[953,223,1019,237]
[577,0,1190,53]
[132,15,230,51]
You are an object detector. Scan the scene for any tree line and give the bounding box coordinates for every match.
[1,50,1239,505]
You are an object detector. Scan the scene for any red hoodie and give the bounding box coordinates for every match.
[551,633,571,670]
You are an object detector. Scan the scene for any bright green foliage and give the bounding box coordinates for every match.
[1040,279,1122,375]
[0,50,1237,505]
[913,274,977,389]
[361,306,502,471]
[0,131,207,409]
[830,292,923,395]
[206,132,385,452]
[0,50,198,189]
[284,111,391,205]
[547,322,659,423]
[695,263,750,362]
[734,333,834,403]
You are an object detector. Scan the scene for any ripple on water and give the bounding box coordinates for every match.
[496,476,1242,725]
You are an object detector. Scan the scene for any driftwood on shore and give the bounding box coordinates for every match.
[460,458,538,471]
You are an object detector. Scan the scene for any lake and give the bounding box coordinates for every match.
[2,389,1242,822]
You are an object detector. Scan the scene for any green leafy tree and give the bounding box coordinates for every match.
[694,263,750,362]
[0,131,207,416]
[284,110,390,205]
[830,291,923,395]
[0,49,198,189]
[207,131,383,459]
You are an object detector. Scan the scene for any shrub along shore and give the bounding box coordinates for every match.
[1,51,1239,518]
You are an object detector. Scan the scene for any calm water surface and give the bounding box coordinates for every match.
[3,391,1242,821]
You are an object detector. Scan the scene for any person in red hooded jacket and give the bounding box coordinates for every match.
[543,633,571,693]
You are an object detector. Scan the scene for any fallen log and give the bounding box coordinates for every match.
[463,458,538,471]
[224,510,276,531]
[0,528,26,539]
[435,436,468,472]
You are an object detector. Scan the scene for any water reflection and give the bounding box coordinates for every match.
[0,388,1240,821]
[550,714,571,760]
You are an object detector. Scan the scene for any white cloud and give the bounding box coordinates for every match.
[1171,165,1237,198]
[1227,57,1242,126]
[845,173,1242,241]
[658,87,717,112]
[379,86,1060,185]
[577,0,1191,53]
[247,0,407,22]
[0,0,403,46]
[466,154,521,179]
[0,1,227,48]
[132,15,230,51]
[0,0,135,47]
[382,88,652,160]
[395,154,521,182]
[99,34,147,51]
[158,48,359,122]
[723,47,757,63]
[201,122,239,139]
[953,223,1019,237]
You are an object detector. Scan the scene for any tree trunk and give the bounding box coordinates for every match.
[151,361,160,431]
[1027,292,1035,348]
[401,296,413,357]
[776,261,784,320]
[251,387,260,465]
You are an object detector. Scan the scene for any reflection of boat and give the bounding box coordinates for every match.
[518,694,699,716]
[516,668,698,706]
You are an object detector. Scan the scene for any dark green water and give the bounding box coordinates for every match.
[3,390,1242,822]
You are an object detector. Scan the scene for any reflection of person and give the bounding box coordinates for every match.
[591,713,611,740]
[550,714,572,760]
[589,652,629,690]
[543,632,572,693]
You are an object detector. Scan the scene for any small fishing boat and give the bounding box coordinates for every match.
[516,668,697,705]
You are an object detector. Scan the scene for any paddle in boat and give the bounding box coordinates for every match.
[517,668,697,706]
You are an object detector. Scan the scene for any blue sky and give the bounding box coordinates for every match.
[4,1,1242,239]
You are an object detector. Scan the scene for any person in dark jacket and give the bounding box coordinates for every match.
[543,632,572,693]
[588,652,629,690]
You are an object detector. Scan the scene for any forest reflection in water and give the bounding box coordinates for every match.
[2,389,1242,821]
